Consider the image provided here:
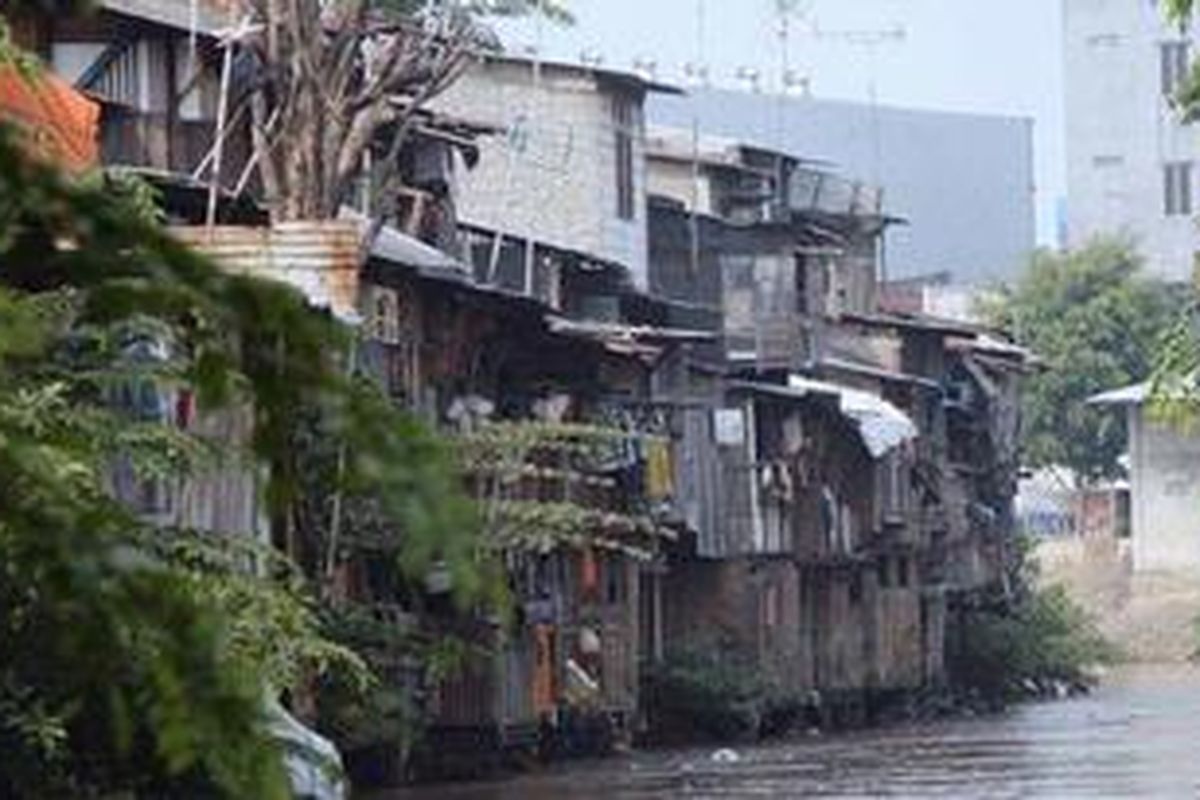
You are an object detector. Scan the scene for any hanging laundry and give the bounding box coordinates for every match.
[532,624,557,715]
[644,438,674,501]
[580,548,600,599]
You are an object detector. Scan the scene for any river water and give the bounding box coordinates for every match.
[388,665,1200,799]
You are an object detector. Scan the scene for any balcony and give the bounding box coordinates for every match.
[99,107,251,191]
[788,167,883,218]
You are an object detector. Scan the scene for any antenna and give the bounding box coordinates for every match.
[803,19,906,287]
[774,0,814,93]
[687,0,708,282]
[736,66,763,93]
[632,56,658,81]
[807,21,907,185]
[579,48,604,67]
[772,0,813,149]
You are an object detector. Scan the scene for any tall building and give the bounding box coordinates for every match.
[1063,0,1199,281]
[650,90,1036,285]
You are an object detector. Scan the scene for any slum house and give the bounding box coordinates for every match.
[781,313,1028,700]
[645,126,884,369]
[0,7,270,543]
[818,302,1032,684]
[354,228,690,775]
[18,0,695,778]
[819,310,974,685]
[21,1,253,198]
[168,201,683,777]
[170,140,680,788]
[644,129,935,722]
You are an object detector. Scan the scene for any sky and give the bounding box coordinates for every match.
[495,0,1066,247]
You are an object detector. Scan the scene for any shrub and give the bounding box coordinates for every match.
[951,585,1116,702]
[641,646,769,743]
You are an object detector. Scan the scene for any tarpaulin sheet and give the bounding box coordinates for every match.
[0,66,98,172]
[787,374,918,458]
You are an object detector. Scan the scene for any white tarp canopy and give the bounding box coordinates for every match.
[1088,382,1149,407]
[788,374,918,458]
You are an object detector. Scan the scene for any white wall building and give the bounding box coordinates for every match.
[1064,0,1200,281]
[434,56,679,291]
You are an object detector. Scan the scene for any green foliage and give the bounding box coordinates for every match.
[984,239,1183,483]
[953,585,1116,702]
[0,108,485,792]
[154,529,371,693]
[459,421,668,558]
[1165,0,1194,25]
[1147,303,1200,426]
[949,536,1115,702]
[0,289,289,797]
[641,645,771,743]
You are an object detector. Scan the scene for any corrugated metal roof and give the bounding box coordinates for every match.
[99,0,233,34]
[820,356,942,391]
[788,375,918,458]
[842,310,982,337]
[352,212,471,283]
[482,53,684,96]
[172,221,362,323]
[727,379,840,404]
[545,316,716,343]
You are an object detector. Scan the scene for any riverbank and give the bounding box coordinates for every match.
[388,676,1099,794]
[379,665,1200,799]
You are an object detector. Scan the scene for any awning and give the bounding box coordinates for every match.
[545,316,716,343]
[1087,383,1148,407]
[788,374,918,458]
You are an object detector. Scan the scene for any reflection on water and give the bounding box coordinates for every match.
[385,665,1200,799]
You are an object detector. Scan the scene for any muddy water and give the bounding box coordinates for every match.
[384,665,1200,798]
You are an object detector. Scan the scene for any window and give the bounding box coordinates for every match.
[897,556,911,588]
[613,97,635,220]
[368,286,401,344]
[1164,161,1193,216]
[1162,41,1190,99]
[794,253,809,314]
[604,554,626,605]
[763,584,780,629]
[1092,155,1124,169]
[876,559,891,589]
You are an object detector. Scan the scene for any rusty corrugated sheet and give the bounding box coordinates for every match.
[172,222,362,323]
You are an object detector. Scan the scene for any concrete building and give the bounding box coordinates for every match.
[434,55,680,291]
[650,90,1035,285]
[1091,383,1200,573]
[1063,0,1199,281]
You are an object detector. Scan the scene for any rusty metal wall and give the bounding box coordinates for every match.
[172,221,362,322]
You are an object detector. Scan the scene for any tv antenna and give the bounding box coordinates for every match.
[805,20,907,184]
